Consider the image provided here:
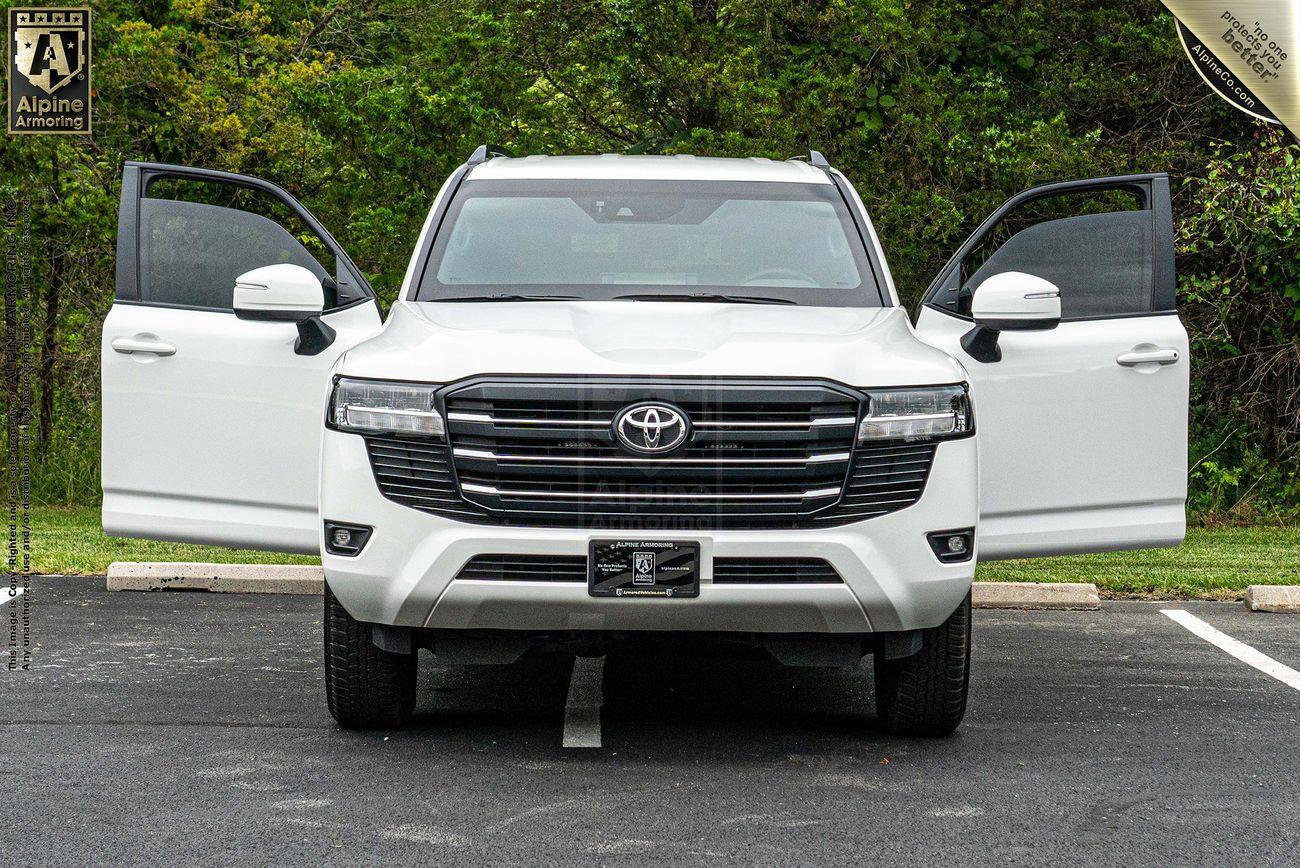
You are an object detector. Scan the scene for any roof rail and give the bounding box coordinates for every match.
[467,144,515,166]
[787,149,833,171]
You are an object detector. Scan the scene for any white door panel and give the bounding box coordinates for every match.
[916,308,1188,559]
[102,161,383,554]
[102,301,381,553]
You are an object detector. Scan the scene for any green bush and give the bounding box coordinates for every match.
[0,0,1295,520]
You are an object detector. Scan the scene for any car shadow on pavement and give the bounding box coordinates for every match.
[409,653,575,727]
[393,649,893,753]
[600,652,888,748]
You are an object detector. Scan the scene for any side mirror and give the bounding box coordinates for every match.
[234,263,325,321]
[960,271,1061,363]
[233,263,335,356]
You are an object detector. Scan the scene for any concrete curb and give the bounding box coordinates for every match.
[972,581,1101,610]
[1244,585,1300,613]
[106,563,1102,610]
[106,562,323,595]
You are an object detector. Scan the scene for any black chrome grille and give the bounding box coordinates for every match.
[712,558,842,584]
[812,441,937,524]
[445,379,856,528]
[454,555,842,584]
[365,378,938,528]
[456,554,586,582]
[364,436,487,521]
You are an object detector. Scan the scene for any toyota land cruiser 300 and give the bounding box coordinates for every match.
[102,149,1188,735]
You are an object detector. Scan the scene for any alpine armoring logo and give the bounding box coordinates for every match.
[8,8,91,135]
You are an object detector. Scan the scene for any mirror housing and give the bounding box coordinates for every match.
[233,263,325,322]
[961,271,1061,363]
[233,263,336,356]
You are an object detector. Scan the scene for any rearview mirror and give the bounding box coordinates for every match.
[233,263,335,356]
[961,271,1061,363]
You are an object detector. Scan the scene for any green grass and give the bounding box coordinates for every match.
[17,507,1300,600]
[976,526,1300,600]
[27,507,318,574]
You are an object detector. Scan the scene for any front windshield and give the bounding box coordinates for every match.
[416,179,882,306]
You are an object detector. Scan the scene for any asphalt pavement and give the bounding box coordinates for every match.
[2,577,1299,866]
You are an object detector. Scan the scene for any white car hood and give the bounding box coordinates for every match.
[339,300,965,387]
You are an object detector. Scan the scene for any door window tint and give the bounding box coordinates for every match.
[954,187,1155,319]
[138,177,337,311]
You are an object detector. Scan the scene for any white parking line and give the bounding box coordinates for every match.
[1162,609,1300,692]
[1,587,26,607]
[563,656,604,748]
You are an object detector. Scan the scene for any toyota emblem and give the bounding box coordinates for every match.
[613,402,690,454]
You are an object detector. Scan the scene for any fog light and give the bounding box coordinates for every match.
[324,521,372,557]
[926,528,975,563]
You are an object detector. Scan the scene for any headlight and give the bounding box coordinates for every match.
[331,377,445,438]
[857,384,972,443]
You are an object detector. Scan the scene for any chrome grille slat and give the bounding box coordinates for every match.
[452,447,851,466]
[447,412,611,427]
[689,417,856,429]
[460,481,842,501]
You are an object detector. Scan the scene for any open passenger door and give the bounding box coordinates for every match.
[914,174,1188,560]
[102,163,383,553]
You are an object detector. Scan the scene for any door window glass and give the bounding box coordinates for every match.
[138,177,343,310]
[948,187,1155,320]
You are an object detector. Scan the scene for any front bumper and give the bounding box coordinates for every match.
[320,430,978,633]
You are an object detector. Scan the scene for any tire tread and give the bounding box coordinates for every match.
[874,590,971,736]
[324,583,416,729]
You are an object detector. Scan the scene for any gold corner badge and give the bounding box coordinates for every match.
[1162,1,1297,139]
[7,7,91,135]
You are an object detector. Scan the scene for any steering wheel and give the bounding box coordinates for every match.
[741,268,818,286]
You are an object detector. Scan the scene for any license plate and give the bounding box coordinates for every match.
[588,540,700,598]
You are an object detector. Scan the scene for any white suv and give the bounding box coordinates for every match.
[102,149,1188,735]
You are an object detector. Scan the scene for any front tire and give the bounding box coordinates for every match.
[874,590,971,736]
[324,583,416,729]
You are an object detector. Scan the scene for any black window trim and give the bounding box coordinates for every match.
[918,173,1176,324]
[405,161,473,304]
[823,168,890,307]
[109,295,380,317]
[410,170,889,308]
[116,161,375,313]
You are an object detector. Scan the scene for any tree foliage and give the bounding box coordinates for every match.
[0,0,1296,519]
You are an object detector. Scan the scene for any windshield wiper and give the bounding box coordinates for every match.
[435,294,584,302]
[612,292,796,305]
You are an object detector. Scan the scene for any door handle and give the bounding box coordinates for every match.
[111,337,176,357]
[1116,347,1179,367]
